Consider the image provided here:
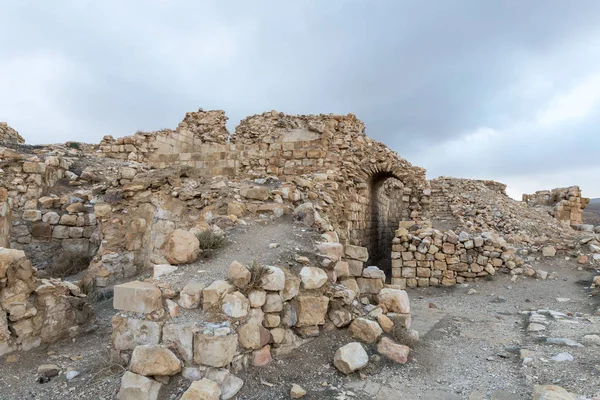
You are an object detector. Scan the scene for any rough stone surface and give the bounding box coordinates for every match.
[377,288,410,314]
[181,378,221,400]
[129,345,182,376]
[377,337,410,364]
[295,295,329,327]
[162,229,200,265]
[299,266,328,289]
[349,318,382,343]
[113,281,162,314]
[194,333,238,367]
[333,342,369,374]
[118,371,162,400]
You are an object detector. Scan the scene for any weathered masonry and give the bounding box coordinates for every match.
[99,109,431,277]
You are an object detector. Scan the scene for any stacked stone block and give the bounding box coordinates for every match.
[0,248,93,356]
[111,243,411,396]
[391,221,522,288]
[523,186,590,225]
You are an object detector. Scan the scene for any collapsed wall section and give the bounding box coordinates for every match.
[0,248,94,356]
[98,110,431,268]
[0,149,99,272]
[99,109,229,162]
[0,122,25,145]
[523,186,589,225]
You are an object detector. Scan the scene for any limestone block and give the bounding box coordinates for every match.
[162,324,194,364]
[377,337,410,364]
[227,261,251,287]
[181,378,221,400]
[295,295,329,327]
[179,282,205,309]
[113,281,162,314]
[22,210,41,222]
[299,266,328,289]
[202,280,234,309]
[356,277,384,294]
[344,244,368,261]
[162,229,200,265]
[111,316,162,351]
[349,318,382,343]
[118,371,161,400]
[129,345,182,376]
[333,342,368,374]
[193,333,238,368]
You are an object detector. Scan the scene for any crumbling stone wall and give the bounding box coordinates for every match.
[0,150,98,271]
[99,109,229,162]
[0,248,93,356]
[0,122,25,144]
[391,221,524,288]
[97,110,430,278]
[523,186,589,225]
[110,243,413,396]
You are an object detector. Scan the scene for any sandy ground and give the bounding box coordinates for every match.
[0,218,598,400]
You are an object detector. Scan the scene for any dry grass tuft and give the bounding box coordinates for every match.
[196,230,227,258]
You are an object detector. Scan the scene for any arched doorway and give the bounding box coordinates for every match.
[366,172,405,277]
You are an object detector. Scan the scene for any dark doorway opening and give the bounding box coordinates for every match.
[366,173,404,279]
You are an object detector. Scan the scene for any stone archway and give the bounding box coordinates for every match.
[341,162,421,279]
[368,173,405,274]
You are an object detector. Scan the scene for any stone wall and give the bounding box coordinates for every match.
[111,243,414,397]
[96,110,431,281]
[0,150,98,271]
[390,221,524,288]
[99,109,229,162]
[0,122,25,144]
[0,248,93,356]
[523,186,590,225]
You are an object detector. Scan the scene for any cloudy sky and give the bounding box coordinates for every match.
[1,1,600,198]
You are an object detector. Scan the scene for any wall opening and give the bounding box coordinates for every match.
[366,172,404,278]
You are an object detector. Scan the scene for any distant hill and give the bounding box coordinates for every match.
[584,198,600,225]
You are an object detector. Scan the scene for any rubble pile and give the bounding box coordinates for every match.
[0,248,93,356]
[523,186,590,226]
[112,243,414,399]
[391,220,531,288]
[430,177,584,245]
[0,122,25,145]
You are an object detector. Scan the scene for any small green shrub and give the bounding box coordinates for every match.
[67,141,81,150]
[196,230,227,258]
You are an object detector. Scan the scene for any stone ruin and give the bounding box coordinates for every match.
[0,122,25,145]
[0,110,598,398]
[523,186,590,226]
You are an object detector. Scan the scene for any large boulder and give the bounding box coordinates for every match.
[162,229,200,265]
[333,342,368,374]
[193,333,238,368]
[129,345,182,376]
[349,318,382,343]
[377,288,410,314]
[299,267,328,289]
